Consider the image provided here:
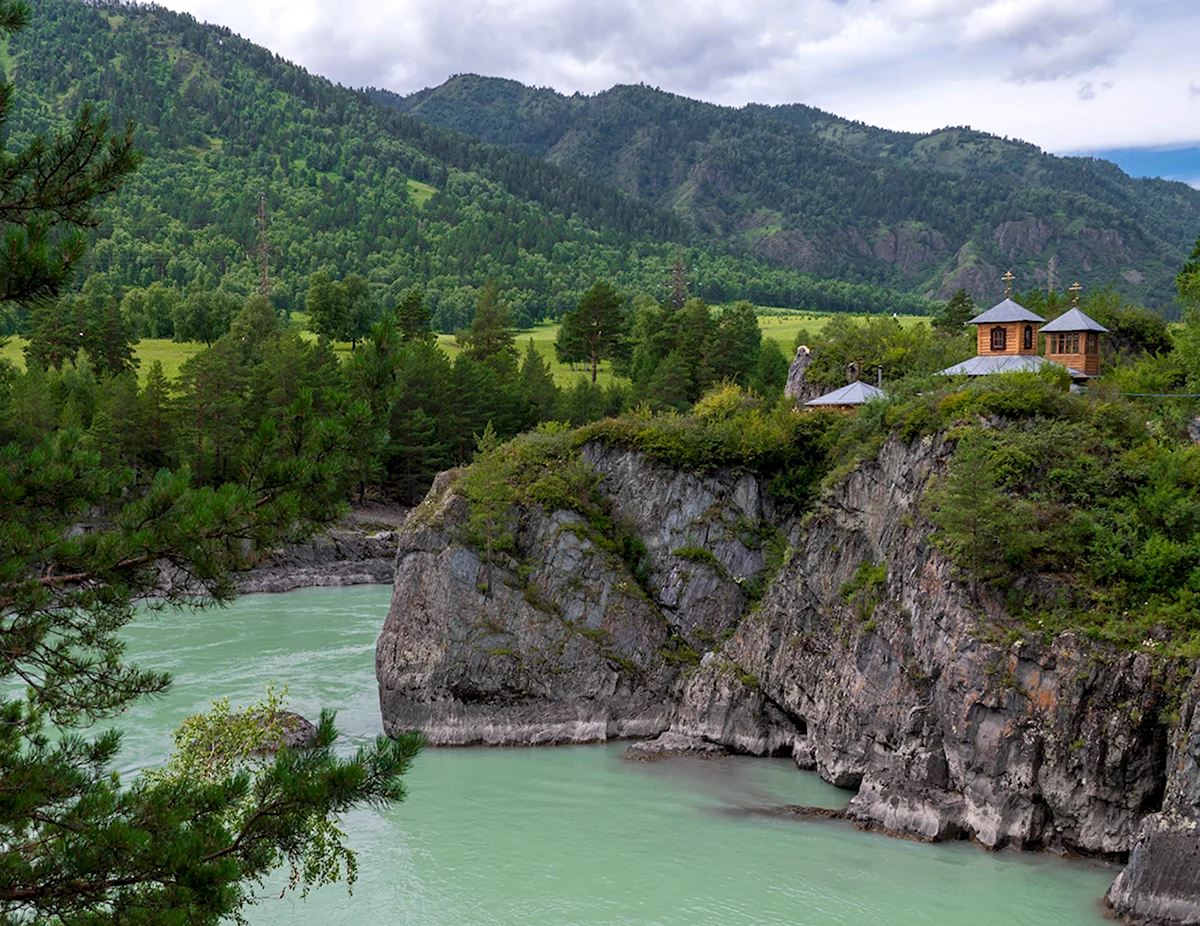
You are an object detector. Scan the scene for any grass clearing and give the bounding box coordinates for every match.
[1,310,934,389]
[406,179,438,208]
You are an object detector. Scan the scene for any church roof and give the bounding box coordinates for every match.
[938,354,1086,378]
[966,298,1046,325]
[805,381,886,407]
[1039,307,1109,333]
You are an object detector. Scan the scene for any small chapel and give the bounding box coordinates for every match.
[938,277,1107,382]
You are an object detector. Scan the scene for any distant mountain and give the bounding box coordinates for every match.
[2,0,934,326]
[373,75,1200,308]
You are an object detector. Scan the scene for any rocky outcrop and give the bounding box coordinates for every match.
[376,451,793,746]
[658,436,1174,857]
[1107,677,1200,924]
[376,434,1199,921]
[238,527,398,594]
[783,346,823,406]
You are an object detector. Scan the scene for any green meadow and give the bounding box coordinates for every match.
[1,311,929,387]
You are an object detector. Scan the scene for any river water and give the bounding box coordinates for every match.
[118,586,1117,925]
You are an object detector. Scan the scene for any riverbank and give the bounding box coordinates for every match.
[237,504,406,595]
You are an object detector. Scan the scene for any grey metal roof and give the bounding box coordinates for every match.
[938,354,1086,378]
[1039,307,1109,333]
[966,298,1046,325]
[805,381,886,406]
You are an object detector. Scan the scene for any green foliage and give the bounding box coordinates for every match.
[933,288,976,332]
[581,384,834,511]
[672,545,722,568]
[0,428,420,923]
[803,313,971,389]
[840,561,888,622]
[172,289,240,346]
[0,0,946,325]
[555,279,626,383]
[459,422,517,596]
[1178,233,1200,309]
[144,685,416,900]
[457,281,517,373]
[924,432,1028,580]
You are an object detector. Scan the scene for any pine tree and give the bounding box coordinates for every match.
[933,289,977,332]
[23,299,81,370]
[555,279,626,383]
[0,9,419,914]
[84,294,138,377]
[924,432,1024,581]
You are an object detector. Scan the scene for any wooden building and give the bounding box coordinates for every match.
[966,298,1045,357]
[1040,307,1107,377]
[939,296,1087,380]
[804,380,885,412]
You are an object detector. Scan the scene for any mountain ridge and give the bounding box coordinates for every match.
[2,0,933,324]
[372,74,1200,308]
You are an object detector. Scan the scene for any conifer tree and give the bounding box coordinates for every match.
[933,288,977,332]
[394,287,433,341]
[555,279,626,383]
[23,299,82,370]
[518,338,559,426]
[457,280,516,372]
[84,294,138,377]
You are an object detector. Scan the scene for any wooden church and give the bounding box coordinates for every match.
[939,278,1107,382]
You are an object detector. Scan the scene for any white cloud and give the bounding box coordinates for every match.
[155,0,1200,153]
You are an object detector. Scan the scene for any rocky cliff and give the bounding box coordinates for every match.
[375,446,797,745]
[376,432,1199,922]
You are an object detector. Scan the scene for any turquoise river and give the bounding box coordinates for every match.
[117,585,1119,925]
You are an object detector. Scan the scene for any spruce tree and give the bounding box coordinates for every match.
[457,280,516,373]
[394,287,433,341]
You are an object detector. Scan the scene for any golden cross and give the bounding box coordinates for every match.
[1068,281,1082,307]
[1001,270,1015,297]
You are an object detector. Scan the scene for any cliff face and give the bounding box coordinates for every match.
[376,448,794,745]
[376,435,1199,921]
[1107,675,1200,924]
[666,436,1171,856]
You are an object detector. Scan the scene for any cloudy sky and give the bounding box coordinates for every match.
[159,0,1199,178]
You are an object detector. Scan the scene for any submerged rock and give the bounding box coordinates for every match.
[623,732,729,760]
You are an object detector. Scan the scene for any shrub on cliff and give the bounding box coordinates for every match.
[580,385,836,511]
[919,385,1200,654]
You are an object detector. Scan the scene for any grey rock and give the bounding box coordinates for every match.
[238,527,398,594]
[783,345,823,405]
[623,732,729,760]
[376,448,789,746]
[1108,678,1200,924]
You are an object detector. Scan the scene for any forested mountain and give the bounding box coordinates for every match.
[376,75,1200,310]
[1,0,933,326]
